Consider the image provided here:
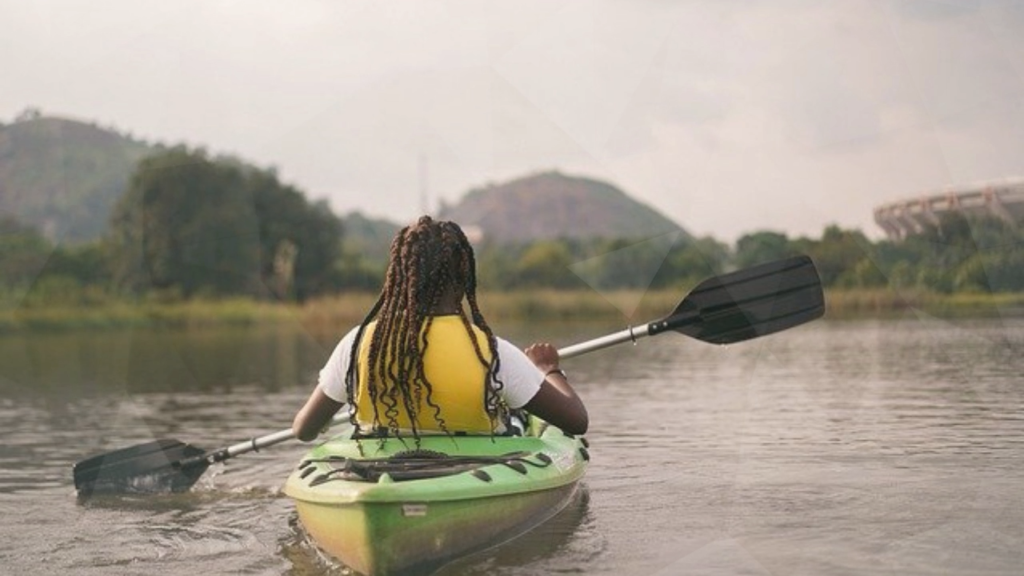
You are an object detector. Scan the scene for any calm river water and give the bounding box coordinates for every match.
[1,315,1023,575]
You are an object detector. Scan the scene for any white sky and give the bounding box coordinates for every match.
[2,0,1023,243]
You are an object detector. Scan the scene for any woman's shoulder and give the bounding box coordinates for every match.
[494,336,539,368]
[327,325,365,355]
[493,334,521,351]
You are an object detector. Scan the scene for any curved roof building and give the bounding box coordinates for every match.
[874,177,1024,240]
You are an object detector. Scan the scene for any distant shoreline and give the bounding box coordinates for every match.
[2,289,1022,333]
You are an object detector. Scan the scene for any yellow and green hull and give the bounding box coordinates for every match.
[283,420,589,575]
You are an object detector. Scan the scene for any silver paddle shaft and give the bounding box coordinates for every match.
[213,413,349,462]
[557,323,652,359]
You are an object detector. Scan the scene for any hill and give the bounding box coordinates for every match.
[439,171,687,243]
[0,111,159,244]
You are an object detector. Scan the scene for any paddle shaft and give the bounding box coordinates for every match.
[558,324,648,359]
[178,413,350,469]
[557,309,701,359]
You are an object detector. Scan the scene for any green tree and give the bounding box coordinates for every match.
[250,170,343,300]
[572,237,672,291]
[734,231,794,269]
[333,248,383,292]
[982,250,1024,292]
[656,236,730,287]
[801,225,872,287]
[109,147,259,297]
[475,241,521,291]
[946,217,1024,293]
[46,242,111,288]
[514,241,576,288]
[108,147,342,300]
[844,257,888,288]
[0,216,52,290]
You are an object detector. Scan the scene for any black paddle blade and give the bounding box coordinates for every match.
[73,439,210,498]
[655,255,824,344]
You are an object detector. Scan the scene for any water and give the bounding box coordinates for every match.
[2,316,1023,575]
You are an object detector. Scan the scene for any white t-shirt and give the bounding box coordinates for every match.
[318,325,545,409]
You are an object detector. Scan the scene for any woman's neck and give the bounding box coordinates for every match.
[430,290,463,315]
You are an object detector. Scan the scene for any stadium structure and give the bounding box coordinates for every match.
[873,177,1024,240]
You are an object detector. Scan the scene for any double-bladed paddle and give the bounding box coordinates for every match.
[559,254,825,357]
[73,416,348,498]
[72,255,824,497]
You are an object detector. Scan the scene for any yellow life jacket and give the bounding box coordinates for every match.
[352,316,499,434]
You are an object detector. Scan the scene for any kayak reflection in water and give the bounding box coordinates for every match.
[293,215,588,442]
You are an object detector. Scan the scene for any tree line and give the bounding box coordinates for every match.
[466,213,1023,295]
[2,146,1023,307]
[2,147,344,305]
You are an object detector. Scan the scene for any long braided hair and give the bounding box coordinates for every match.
[344,216,505,438]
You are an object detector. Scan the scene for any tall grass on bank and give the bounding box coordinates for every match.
[0,298,297,332]
[298,293,380,334]
[478,289,681,323]
[825,289,1024,318]
[824,289,936,318]
[3,288,1023,333]
[296,290,678,334]
[0,290,682,333]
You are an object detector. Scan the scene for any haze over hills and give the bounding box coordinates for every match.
[440,171,688,243]
[0,111,157,243]
[1,113,688,250]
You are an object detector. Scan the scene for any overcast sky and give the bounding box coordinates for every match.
[3,0,1023,243]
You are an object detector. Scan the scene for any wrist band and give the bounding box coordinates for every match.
[545,368,567,380]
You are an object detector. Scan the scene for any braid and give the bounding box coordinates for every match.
[345,216,503,440]
[344,295,383,429]
[444,222,506,420]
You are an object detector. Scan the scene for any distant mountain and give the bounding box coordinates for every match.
[0,111,159,243]
[439,171,687,243]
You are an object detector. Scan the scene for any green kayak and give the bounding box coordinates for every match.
[283,418,589,575]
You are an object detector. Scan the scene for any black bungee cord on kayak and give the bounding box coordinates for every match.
[299,450,555,485]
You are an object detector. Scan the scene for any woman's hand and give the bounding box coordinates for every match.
[524,342,560,375]
[522,341,588,435]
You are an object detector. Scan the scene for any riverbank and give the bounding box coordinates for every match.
[823,289,1024,318]
[2,288,1022,333]
[0,290,678,333]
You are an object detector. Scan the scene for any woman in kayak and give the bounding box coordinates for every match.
[293,215,588,441]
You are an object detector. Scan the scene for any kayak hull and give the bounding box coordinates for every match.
[293,483,579,575]
[284,421,588,575]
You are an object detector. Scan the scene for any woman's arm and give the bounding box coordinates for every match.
[522,342,589,435]
[294,327,358,441]
[292,387,345,442]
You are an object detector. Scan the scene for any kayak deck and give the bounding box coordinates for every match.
[284,420,589,575]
